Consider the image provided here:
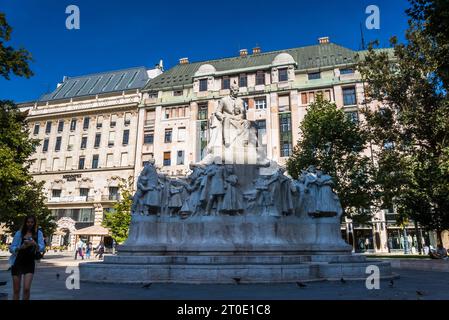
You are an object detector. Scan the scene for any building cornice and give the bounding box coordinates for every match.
[32,166,135,176]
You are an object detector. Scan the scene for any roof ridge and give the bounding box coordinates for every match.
[176,42,355,66]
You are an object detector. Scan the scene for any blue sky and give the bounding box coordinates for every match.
[0,0,410,102]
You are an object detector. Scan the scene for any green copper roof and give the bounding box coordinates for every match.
[145,43,366,91]
[39,66,150,102]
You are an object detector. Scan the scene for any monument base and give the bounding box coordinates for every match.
[80,216,394,283]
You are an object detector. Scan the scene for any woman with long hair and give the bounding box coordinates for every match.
[8,215,45,300]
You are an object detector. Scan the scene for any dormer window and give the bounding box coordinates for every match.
[199,79,208,92]
[239,74,247,87]
[222,76,230,90]
[279,68,289,82]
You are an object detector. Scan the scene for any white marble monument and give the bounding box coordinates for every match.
[80,89,393,283]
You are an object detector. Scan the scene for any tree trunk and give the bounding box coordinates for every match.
[414,221,423,254]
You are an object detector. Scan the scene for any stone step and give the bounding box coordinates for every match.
[103,254,366,265]
[79,261,392,284]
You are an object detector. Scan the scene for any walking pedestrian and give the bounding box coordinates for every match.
[8,215,45,300]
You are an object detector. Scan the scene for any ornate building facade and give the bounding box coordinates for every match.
[21,65,163,249]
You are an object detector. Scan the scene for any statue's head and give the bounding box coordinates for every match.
[230,81,239,97]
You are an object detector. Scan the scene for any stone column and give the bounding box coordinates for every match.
[94,203,104,226]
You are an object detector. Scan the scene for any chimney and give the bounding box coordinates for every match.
[318,37,330,44]
[179,57,189,65]
[239,49,248,57]
[252,46,261,55]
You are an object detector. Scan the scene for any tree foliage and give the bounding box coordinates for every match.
[102,177,134,244]
[286,95,375,221]
[0,12,33,80]
[358,0,449,242]
[0,13,55,236]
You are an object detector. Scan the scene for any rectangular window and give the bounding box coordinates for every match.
[80,136,88,149]
[52,189,61,198]
[67,135,74,151]
[52,158,59,171]
[120,152,128,166]
[301,92,308,105]
[45,121,52,134]
[65,157,72,170]
[308,72,321,80]
[55,136,62,152]
[256,71,265,85]
[222,77,230,90]
[108,131,115,147]
[39,159,46,172]
[309,92,315,103]
[106,154,114,167]
[96,116,103,129]
[279,113,293,157]
[278,95,291,112]
[279,68,289,82]
[70,119,77,131]
[122,129,130,145]
[340,68,355,75]
[163,151,171,166]
[177,150,185,165]
[243,99,249,111]
[110,114,117,128]
[124,113,131,126]
[174,90,183,96]
[256,120,267,155]
[109,187,119,201]
[324,90,332,101]
[178,127,186,142]
[164,129,172,143]
[239,74,247,87]
[33,123,40,135]
[94,133,101,148]
[198,104,208,120]
[78,156,85,170]
[199,79,208,92]
[255,97,267,110]
[57,120,64,133]
[343,87,357,106]
[43,138,49,152]
[92,155,99,169]
[79,188,89,198]
[144,132,154,144]
[179,107,185,118]
[83,117,90,130]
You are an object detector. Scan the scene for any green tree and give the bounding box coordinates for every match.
[286,95,375,221]
[0,13,55,236]
[358,0,449,244]
[102,177,134,244]
[0,12,33,79]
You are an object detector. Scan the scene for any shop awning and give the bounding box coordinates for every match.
[73,225,110,236]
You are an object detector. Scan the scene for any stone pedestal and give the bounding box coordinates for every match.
[80,215,394,283]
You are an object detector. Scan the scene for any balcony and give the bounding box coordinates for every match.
[47,196,95,203]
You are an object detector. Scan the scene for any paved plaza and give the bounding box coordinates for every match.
[1,252,449,300]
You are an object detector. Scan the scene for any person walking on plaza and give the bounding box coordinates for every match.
[74,239,85,260]
[8,215,45,300]
[95,241,105,259]
[85,242,92,259]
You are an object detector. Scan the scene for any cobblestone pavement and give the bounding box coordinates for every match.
[1,252,449,300]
